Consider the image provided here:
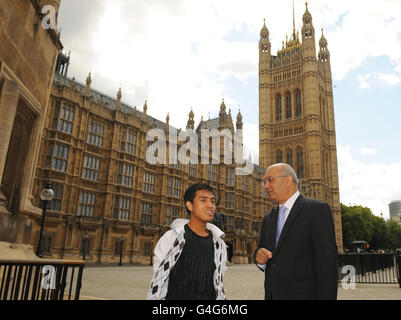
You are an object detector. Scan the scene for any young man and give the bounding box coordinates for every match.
[147,183,227,300]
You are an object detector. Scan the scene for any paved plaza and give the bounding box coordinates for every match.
[79,263,401,300]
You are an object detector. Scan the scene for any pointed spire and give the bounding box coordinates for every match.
[236,109,243,130]
[260,18,269,37]
[319,28,327,46]
[237,109,242,121]
[292,0,296,36]
[220,99,226,112]
[303,1,312,22]
[86,72,92,86]
[84,72,92,96]
[116,87,122,110]
[219,99,227,126]
[166,112,170,129]
[71,76,76,90]
[186,108,194,129]
[260,18,271,56]
[302,0,315,49]
[318,28,330,62]
[143,100,148,118]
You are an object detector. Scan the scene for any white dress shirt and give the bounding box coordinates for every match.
[279,190,300,224]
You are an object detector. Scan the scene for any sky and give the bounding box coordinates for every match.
[57,0,401,219]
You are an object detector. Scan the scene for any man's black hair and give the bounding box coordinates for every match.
[184,183,216,216]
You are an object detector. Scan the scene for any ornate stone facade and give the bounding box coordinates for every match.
[31,65,268,264]
[258,4,343,252]
[0,0,62,245]
[1,1,344,263]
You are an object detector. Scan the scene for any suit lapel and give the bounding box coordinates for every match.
[275,194,305,251]
[270,206,279,249]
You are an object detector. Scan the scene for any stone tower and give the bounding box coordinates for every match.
[258,3,343,251]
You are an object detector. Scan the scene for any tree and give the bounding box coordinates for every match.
[386,220,401,249]
[341,203,401,251]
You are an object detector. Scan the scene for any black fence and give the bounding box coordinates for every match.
[338,253,401,287]
[0,259,85,300]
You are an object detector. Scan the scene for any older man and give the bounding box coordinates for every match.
[255,163,338,300]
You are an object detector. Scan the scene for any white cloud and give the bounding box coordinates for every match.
[378,73,401,87]
[357,74,372,89]
[308,0,401,81]
[338,145,401,219]
[357,72,401,89]
[360,147,377,156]
[242,122,259,165]
[58,0,401,125]
[57,0,401,218]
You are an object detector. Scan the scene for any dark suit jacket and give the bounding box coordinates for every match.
[255,194,338,300]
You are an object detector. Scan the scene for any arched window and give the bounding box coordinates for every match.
[286,92,292,119]
[276,150,283,163]
[296,147,304,178]
[276,94,282,121]
[324,99,329,129]
[296,89,302,116]
[319,96,324,127]
[325,152,330,184]
[286,148,293,167]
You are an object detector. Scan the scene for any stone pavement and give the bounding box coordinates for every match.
[78,263,401,300]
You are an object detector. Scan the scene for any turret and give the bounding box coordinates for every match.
[236,110,243,130]
[219,99,227,125]
[318,29,330,63]
[84,72,91,96]
[301,2,316,58]
[166,112,170,130]
[142,100,148,121]
[259,19,271,69]
[186,108,194,129]
[116,87,122,110]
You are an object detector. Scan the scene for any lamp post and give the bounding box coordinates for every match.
[149,239,154,266]
[82,233,89,261]
[36,182,54,258]
[119,236,125,266]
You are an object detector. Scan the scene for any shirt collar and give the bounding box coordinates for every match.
[280,190,300,214]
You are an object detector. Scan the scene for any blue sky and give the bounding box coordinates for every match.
[57,0,401,219]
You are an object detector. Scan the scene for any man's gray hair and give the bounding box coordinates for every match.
[267,163,299,187]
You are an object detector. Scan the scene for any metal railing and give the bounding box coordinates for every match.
[338,253,401,287]
[0,259,85,300]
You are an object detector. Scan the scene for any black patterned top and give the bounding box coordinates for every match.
[166,224,216,300]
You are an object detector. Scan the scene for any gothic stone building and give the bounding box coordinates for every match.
[2,1,344,263]
[0,0,62,244]
[258,3,343,251]
[32,62,268,264]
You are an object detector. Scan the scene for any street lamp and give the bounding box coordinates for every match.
[82,233,89,261]
[36,182,54,258]
[119,236,125,266]
[149,239,154,266]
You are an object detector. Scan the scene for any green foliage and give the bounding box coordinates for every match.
[341,203,401,251]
